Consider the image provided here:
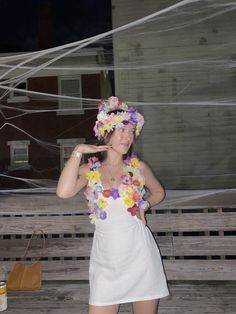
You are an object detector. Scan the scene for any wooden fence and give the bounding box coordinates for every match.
[0,191,235,313]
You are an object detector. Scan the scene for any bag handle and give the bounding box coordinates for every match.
[21,229,46,261]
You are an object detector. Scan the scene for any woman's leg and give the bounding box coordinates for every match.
[132,299,159,314]
[88,304,120,314]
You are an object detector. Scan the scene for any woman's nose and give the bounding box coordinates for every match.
[122,130,132,140]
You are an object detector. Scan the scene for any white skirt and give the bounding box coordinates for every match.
[89,197,170,306]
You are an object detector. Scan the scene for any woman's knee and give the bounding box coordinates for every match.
[132,299,159,314]
[88,304,119,314]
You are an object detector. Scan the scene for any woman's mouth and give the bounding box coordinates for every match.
[120,143,129,148]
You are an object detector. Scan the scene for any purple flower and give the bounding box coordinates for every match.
[128,106,136,113]
[130,113,138,123]
[99,103,105,112]
[100,211,107,220]
[131,152,138,158]
[88,156,101,170]
[121,174,132,185]
[110,188,120,200]
[138,199,145,208]
[124,152,138,164]
[122,120,129,125]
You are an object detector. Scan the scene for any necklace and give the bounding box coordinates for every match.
[103,163,124,185]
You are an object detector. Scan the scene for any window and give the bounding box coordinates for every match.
[7,140,30,169]
[58,76,83,115]
[57,138,85,170]
[7,81,29,103]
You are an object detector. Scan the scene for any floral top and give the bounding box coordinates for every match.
[84,152,146,224]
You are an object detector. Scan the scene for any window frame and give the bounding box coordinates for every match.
[7,80,29,103]
[7,140,30,170]
[57,75,84,115]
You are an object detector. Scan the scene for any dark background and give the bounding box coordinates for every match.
[0,0,112,52]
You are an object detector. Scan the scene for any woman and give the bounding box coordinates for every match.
[56,96,170,314]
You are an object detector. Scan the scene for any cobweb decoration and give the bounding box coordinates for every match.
[0,0,235,207]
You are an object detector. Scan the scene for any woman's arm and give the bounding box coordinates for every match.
[56,153,89,199]
[140,160,165,209]
[56,143,111,199]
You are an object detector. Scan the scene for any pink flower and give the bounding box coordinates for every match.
[127,205,139,216]
[88,157,101,170]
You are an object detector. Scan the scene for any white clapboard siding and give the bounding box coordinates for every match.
[112,0,236,189]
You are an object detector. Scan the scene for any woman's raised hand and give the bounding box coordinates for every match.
[73,143,112,155]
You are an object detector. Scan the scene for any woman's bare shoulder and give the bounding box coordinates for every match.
[139,160,157,178]
[139,159,149,171]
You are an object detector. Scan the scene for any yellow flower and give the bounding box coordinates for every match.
[100,125,106,136]
[113,115,123,123]
[139,179,144,189]
[106,122,114,132]
[123,196,135,207]
[89,214,96,224]
[86,170,101,184]
[126,186,134,195]
[130,158,139,167]
[89,203,95,210]
[97,198,108,209]
[119,187,126,198]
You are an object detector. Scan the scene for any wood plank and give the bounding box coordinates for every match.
[1,260,236,282]
[0,236,170,258]
[0,237,93,259]
[158,190,236,209]
[0,236,235,259]
[4,281,236,314]
[0,260,89,281]
[172,236,236,256]
[147,212,236,232]
[6,283,89,314]
[164,260,236,280]
[0,190,235,215]
[0,215,93,234]
[0,193,86,215]
[1,212,235,234]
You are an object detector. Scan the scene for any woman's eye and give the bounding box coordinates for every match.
[118,127,125,132]
[128,129,134,135]
[117,127,134,134]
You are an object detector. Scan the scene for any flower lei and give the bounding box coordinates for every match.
[93,96,145,140]
[84,153,146,224]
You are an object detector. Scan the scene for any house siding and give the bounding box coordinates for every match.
[1,74,100,189]
[112,0,236,189]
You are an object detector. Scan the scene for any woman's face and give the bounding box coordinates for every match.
[108,123,135,155]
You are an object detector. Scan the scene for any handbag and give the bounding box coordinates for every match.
[7,229,46,291]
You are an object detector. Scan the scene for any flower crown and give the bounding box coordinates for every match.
[93,96,145,139]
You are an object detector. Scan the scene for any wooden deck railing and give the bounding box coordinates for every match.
[0,191,235,314]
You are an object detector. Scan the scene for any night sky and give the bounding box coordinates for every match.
[0,0,112,52]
